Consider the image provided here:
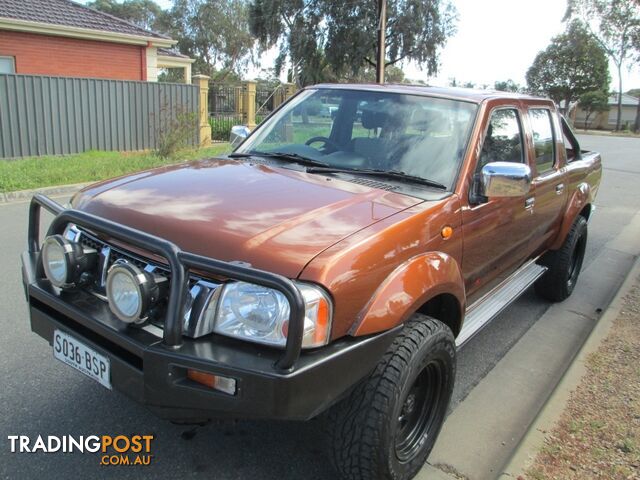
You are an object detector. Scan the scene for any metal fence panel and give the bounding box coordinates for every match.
[0,73,199,159]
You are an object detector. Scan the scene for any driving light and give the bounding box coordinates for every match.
[42,234,97,288]
[106,262,167,324]
[212,281,332,348]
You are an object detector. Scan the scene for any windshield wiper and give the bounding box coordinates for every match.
[306,166,447,190]
[228,151,330,167]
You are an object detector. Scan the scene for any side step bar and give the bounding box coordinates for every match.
[456,260,547,348]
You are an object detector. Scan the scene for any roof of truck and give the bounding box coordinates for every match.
[310,83,549,104]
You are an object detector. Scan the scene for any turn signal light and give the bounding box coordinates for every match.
[187,369,237,396]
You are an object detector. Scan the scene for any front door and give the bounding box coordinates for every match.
[461,107,536,302]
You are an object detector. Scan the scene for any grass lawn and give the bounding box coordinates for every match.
[0,144,231,193]
[525,273,640,480]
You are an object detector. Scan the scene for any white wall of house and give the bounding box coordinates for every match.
[146,46,158,82]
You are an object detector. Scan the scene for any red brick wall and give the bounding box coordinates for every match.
[0,30,146,80]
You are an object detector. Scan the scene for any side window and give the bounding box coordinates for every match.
[529,109,556,174]
[477,109,524,171]
[0,56,15,74]
[561,116,581,162]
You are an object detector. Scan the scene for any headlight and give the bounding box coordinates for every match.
[106,262,167,324]
[212,281,332,348]
[41,234,96,288]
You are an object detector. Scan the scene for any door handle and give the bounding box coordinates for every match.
[525,197,535,209]
[555,183,565,194]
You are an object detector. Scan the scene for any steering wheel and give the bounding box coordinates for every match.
[305,136,341,151]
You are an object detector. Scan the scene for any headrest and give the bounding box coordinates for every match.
[361,108,387,129]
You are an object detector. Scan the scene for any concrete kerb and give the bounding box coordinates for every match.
[0,183,89,204]
[498,256,640,479]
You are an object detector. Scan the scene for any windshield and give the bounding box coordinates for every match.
[236,88,478,190]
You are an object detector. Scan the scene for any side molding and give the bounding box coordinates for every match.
[352,252,465,336]
[550,181,591,250]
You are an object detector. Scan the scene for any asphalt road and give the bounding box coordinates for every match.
[1,134,639,479]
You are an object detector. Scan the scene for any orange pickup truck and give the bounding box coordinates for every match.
[22,84,601,480]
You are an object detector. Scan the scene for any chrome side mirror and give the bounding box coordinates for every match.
[229,125,250,148]
[480,161,532,198]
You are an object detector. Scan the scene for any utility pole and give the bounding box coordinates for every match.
[376,0,387,84]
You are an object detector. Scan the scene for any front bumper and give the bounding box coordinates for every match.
[22,196,399,421]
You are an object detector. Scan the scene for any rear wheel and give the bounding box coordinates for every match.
[535,215,588,302]
[326,315,455,480]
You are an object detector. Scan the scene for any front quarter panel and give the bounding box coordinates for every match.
[299,195,464,339]
[352,251,465,336]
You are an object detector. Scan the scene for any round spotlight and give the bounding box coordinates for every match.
[106,262,166,324]
[42,235,96,288]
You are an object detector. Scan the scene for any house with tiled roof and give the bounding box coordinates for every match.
[0,0,194,82]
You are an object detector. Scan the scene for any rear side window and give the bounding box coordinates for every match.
[529,108,556,174]
[477,108,524,171]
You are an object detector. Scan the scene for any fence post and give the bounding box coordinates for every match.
[283,82,297,101]
[193,74,212,146]
[243,80,257,130]
[235,86,244,116]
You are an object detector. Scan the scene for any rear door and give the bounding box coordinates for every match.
[526,107,568,254]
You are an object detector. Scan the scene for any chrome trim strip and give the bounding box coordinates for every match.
[457,258,547,348]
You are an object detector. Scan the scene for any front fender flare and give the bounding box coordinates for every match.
[351,252,465,337]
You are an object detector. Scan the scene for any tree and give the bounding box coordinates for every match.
[565,0,640,130]
[249,0,457,86]
[578,90,610,129]
[87,0,164,31]
[526,20,609,112]
[157,0,255,80]
[494,79,521,92]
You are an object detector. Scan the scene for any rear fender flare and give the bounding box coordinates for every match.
[550,182,591,250]
[351,252,465,337]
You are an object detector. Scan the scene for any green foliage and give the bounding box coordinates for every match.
[153,104,199,159]
[565,0,640,130]
[526,20,610,107]
[86,0,165,31]
[249,0,457,86]
[578,90,610,129]
[626,88,640,98]
[494,79,522,93]
[0,145,231,193]
[157,0,254,79]
[209,114,244,141]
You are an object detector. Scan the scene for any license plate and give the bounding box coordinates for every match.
[53,330,111,390]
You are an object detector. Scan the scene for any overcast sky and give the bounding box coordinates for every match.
[149,0,639,90]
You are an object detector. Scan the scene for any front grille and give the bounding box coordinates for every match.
[70,225,220,335]
[78,228,170,279]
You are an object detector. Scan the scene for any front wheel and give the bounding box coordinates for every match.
[326,315,455,480]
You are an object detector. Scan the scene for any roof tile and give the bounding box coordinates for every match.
[0,0,169,40]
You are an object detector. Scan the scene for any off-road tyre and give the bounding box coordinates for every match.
[326,315,456,480]
[535,215,588,302]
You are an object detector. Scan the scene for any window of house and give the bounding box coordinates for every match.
[477,108,524,171]
[0,56,15,74]
[529,108,556,173]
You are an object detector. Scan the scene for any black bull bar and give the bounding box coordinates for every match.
[27,194,306,371]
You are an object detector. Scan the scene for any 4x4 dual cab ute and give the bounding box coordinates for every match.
[22,84,601,480]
